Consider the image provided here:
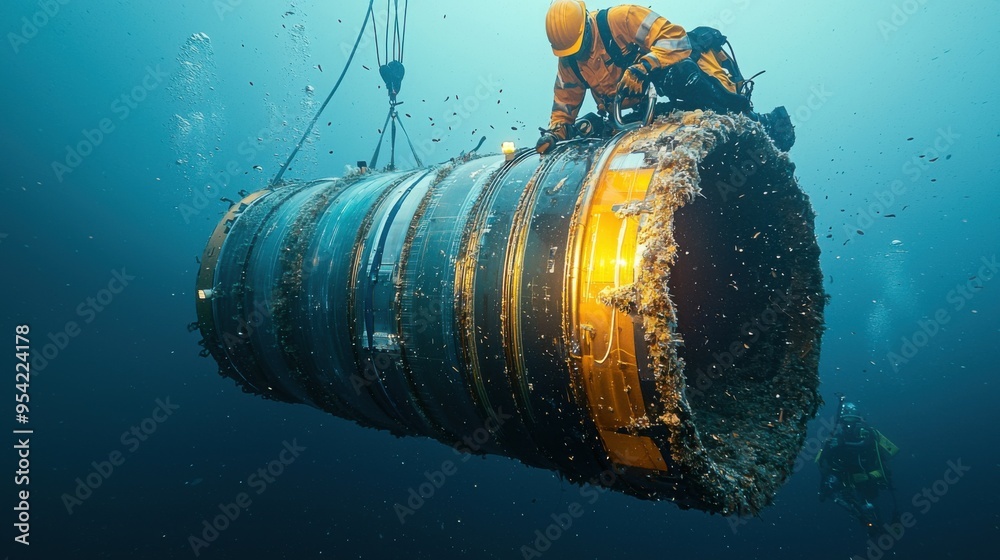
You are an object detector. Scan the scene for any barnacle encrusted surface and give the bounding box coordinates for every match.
[614,110,825,515]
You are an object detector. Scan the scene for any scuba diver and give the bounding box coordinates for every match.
[536,1,796,155]
[816,396,900,536]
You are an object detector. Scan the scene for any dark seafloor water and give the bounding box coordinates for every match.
[2,1,998,559]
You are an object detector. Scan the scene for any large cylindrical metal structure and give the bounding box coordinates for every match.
[195,111,825,515]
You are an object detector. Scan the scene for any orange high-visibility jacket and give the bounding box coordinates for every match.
[548,5,736,136]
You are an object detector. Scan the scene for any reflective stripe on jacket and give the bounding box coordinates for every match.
[548,5,735,135]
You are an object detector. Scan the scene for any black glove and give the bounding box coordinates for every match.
[575,112,604,138]
[535,132,558,155]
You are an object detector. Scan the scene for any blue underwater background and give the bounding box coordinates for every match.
[2,1,998,558]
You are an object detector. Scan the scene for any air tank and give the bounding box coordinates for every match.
[195,110,826,515]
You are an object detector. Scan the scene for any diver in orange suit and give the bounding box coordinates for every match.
[536,1,795,153]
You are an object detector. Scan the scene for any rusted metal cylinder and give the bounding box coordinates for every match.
[195,111,825,515]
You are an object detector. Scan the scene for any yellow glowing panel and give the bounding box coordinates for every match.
[575,149,666,472]
[600,430,669,471]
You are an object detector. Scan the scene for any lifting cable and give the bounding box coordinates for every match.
[370,0,421,170]
[270,0,376,187]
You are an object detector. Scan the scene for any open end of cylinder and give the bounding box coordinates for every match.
[618,111,825,514]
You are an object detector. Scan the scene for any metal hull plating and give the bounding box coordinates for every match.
[196,111,826,514]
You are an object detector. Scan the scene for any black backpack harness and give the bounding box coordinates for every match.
[563,10,751,100]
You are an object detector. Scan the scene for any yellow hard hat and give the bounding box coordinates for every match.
[546,0,588,57]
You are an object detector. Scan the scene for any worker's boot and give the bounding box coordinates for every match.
[751,106,795,151]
